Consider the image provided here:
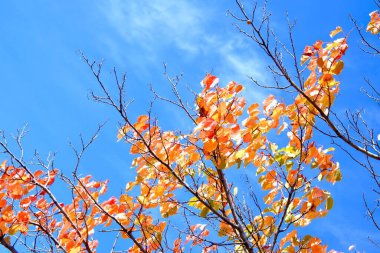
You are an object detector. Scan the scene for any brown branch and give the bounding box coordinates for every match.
[233,0,380,161]
[0,235,19,253]
[84,56,246,235]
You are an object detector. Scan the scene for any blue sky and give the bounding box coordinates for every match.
[1,0,379,252]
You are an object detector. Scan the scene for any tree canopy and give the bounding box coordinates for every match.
[0,1,379,252]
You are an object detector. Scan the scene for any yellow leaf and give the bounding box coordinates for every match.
[233,187,238,196]
[137,196,147,205]
[9,224,20,235]
[69,247,81,253]
[300,55,309,65]
[256,166,266,175]
[331,61,344,75]
[125,182,135,192]
[117,125,130,141]
[120,194,133,206]
[188,197,198,207]
[160,202,178,218]
[155,185,165,197]
[269,142,278,153]
[234,244,245,252]
[235,149,246,160]
[329,26,343,38]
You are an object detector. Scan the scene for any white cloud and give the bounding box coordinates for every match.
[98,0,271,103]
[214,36,271,103]
[317,218,380,252]
[101,0,208,55]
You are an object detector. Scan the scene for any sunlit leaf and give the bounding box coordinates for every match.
[329,26,342,38]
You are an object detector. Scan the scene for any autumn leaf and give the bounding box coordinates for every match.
[329,26,342,38]
[331,61,344,75]
[326,197,334,210]
[201,74,219,89]
[367,10,380,34]
[117,125,131,141]
[0,36,349,252]
[134,115,149,132]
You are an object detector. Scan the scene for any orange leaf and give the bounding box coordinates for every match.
[17,211,30,223]
[331,61,344,75]
[201,74,219,89]
[367,11,380,34]
[203,139,218,153]
[329,26,342,38]
[117,125,131,140]
[134,115,149,132]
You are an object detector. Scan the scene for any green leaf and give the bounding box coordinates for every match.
[302,235,312,244]
[270,143,278,153]
[236,158,242,169]
[334,170,342,182]
[284,213,293,223]
[156,232,162,243]
[263,207,275,214]
[258,175,266,184]
[274,153,285,166]
[200,207,210,217]
[209,199,222,210]
[326,197,334,210]
[256,166,266,175]
[286,161,294,171]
